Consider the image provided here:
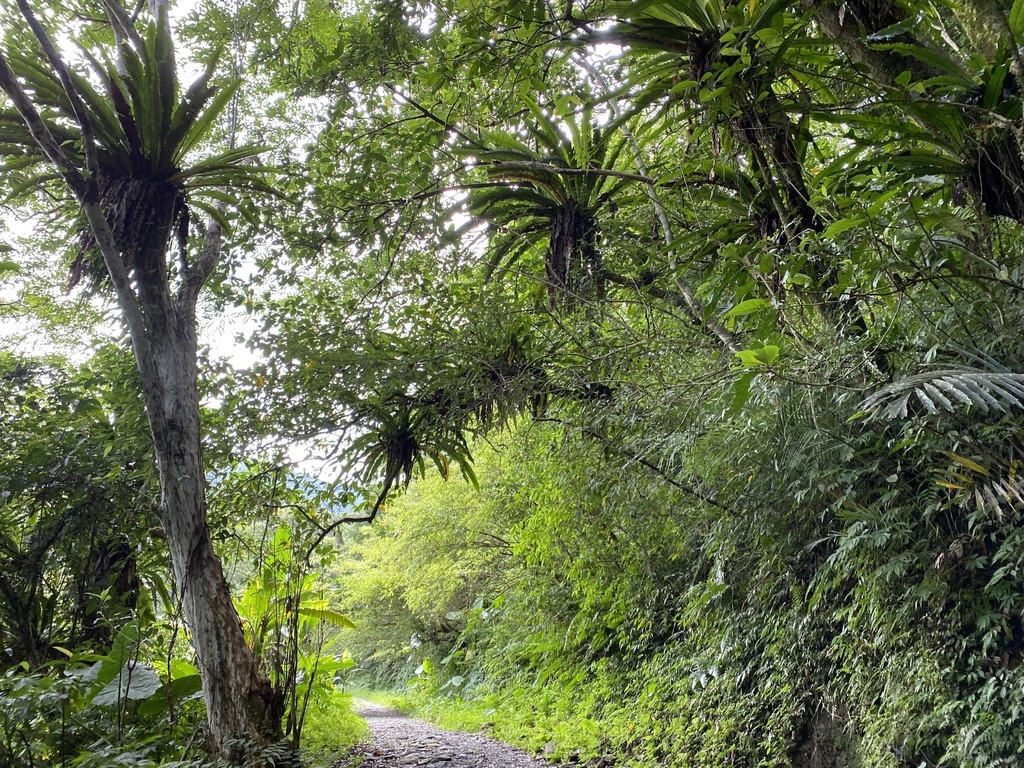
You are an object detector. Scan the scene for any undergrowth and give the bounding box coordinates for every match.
[335,399,1024,767]
[299,689,368,768]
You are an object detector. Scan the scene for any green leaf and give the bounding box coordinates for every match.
[136,673,203,717]
[91,662,162,706]
[734,345,779,368]
[725,298,771,318]
[728,370,757,415]
[983,59,1011,110]
[296,606,356,629]
[1010,0,1024,37]
[872,43,973,84]
[175,79,242,161]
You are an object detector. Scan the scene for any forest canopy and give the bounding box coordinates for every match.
[3,0,1024,766]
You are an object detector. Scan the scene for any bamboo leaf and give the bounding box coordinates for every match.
[942,452,989,476]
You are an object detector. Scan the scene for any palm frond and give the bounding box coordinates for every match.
[859,369,1024,420]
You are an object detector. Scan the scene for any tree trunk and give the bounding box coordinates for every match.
[123,204,284,757]
[139,307,283,756]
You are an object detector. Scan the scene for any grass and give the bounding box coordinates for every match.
[343,685,417,713]
[299,687,370,768]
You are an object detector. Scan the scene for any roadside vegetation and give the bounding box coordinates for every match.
[4,0,1024,765]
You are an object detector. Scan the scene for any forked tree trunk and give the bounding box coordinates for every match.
[124,198,285,757]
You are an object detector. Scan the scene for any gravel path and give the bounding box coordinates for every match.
[342,700,553,768]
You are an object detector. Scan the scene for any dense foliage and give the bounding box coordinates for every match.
[4,0,1024,765]
[278,0,1024,765]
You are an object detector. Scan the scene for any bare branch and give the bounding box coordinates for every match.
[179,201,227,307]
[100,0,146,62]
[302,487,389,562]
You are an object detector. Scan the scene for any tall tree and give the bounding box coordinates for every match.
[0,0,281,757]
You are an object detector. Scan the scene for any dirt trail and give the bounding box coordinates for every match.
[344,700,552,768]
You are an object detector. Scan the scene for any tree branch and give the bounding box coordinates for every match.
[487,160,657,185]
[573,54,740,353]
[338,182,511,210]
[101,0,145,49]
[180,200,226,308]
[538,417,735,513]
[0,53,85,196]
[0,50,136,315]
[301,485,390,562]
[383,83,488,150]
[602,269,710,319]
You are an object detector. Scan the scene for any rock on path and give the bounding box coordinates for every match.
[345,700,552,768]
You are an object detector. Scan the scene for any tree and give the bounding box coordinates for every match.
[0,348,154,668]
[0,0,281,757]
